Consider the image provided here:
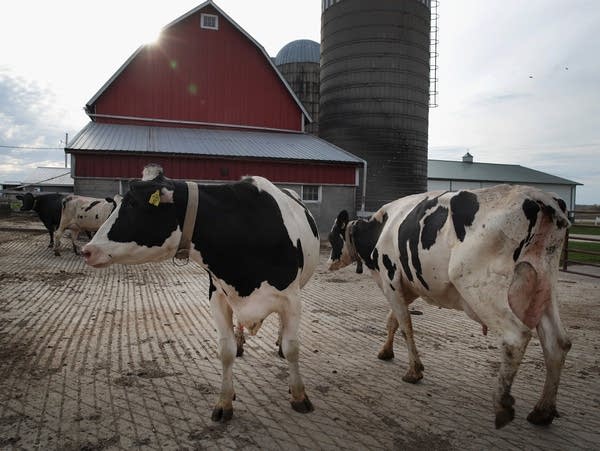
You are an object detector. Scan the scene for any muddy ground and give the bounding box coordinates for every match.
[0,216,599,450]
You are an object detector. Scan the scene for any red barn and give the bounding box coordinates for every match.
[66,0,363,233]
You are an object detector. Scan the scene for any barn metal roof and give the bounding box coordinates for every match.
[66,122,365,165]
[86,0,311,123]
[428,159,580,186]
[21,167,73,187]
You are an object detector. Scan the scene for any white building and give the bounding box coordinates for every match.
[428,153,580,210]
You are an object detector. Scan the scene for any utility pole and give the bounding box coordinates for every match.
[64,132,69,168]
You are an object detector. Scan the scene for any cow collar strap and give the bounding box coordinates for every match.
[174,181,199,260]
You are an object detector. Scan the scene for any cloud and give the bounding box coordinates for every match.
[0,69,71,181]
[429,0,600,204]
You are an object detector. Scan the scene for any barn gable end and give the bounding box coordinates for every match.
[86,1,307,132]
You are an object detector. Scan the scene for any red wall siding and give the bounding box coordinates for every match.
[92,5,302,131]
[74,153,357,185]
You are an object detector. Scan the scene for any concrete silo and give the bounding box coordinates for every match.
[275,39,321,135]
[319,0,432,211]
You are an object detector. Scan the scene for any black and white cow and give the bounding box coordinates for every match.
[82,165,320,421]
[328,185,571,429]
[17,192,65,248]
[54,194,121,256]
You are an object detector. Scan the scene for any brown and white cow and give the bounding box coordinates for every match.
[328,184,571,429]
[53,194,121,256]
[81,165,320,421]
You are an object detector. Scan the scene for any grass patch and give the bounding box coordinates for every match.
[570,225,600,236]
[566,241,600,264]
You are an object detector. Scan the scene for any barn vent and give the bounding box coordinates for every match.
[201,13,219,30]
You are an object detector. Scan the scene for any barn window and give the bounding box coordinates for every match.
[201,13,219,30]
[301,185,321,203]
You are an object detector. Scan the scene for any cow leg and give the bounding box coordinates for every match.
[209,291,236,422]
[383,287,423,383]
[377,310,398,361]
[527,302,571,426]
[451,263,532,429]
[457,301,531,428]
[276,314,284,358]
[234,322,245,357]
[47,228,55,248]
[280,294,313,413]
[53,227,64,256]
[494,327,531,428]
[70,229,80,255]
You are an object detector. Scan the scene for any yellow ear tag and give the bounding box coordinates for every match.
[148,189,161,207]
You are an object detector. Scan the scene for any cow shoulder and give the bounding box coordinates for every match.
[450,190,480,242]
[193,179,301,297]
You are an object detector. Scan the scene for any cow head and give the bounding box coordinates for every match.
[327,210,359,271]
[82,166,182,268]
[16,192,35,211]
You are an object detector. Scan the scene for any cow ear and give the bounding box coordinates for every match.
[142,164,164,181]
[336,210,349,228]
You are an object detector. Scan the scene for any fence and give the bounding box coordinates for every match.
[561,209,600,278]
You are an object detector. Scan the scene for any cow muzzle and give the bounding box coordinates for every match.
[81,244,111,268]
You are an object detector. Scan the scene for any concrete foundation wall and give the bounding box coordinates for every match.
[76,178,123,198]
[283,184,357,236]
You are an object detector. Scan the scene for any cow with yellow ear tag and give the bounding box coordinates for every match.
[83,164,320,422]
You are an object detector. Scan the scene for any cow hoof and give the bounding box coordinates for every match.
[54,250,61,257]
[495,393,515,429]
[211,406,233,422]
[402,362,424,383]
[402,372,423,384]
[291,396,314,414]
[495,407,515,429]
[236,345,244,358]
[377,348,394,360]
[527,407,557,426]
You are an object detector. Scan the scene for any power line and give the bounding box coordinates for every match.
[0,144,63,150]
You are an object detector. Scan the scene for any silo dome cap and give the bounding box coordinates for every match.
[275,39,320,65]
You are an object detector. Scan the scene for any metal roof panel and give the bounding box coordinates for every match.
[66,122,364,164]
[22,167,73,186]
[428,159,580,186]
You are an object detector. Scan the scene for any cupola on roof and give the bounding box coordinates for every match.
[275,39,320,65]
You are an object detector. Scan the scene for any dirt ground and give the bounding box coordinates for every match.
[0,215,599,450]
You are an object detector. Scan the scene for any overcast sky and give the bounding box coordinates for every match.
[1,0,598,204]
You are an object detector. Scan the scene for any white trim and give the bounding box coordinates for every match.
[200,13,219,30]
[301,185,321,203]
[86,113,304,134]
